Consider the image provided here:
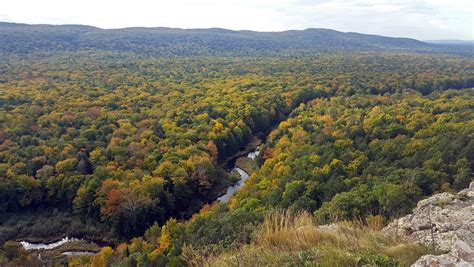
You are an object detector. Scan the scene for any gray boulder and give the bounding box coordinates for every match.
[383,182,474,266]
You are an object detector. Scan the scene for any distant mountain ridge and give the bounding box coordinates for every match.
[0,22,471,56]
[425,39,474,45]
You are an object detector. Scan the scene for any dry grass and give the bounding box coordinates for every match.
[191,210,434,267]
[257,210,335,251]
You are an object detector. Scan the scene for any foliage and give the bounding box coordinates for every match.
[2,22,473,56]
[0,241,42,266]
[233,89,474,221]
[2,53,471,240]
[0,40,473,266]
[84,204,262,266]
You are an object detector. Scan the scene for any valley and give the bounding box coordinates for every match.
[0,22,473,266]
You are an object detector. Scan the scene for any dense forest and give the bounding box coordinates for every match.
[235,89,473,218]
[1,22,473,56]
[0,23,473,266]
[59,88,471,266]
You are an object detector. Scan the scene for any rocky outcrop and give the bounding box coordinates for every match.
[383,182,474,266]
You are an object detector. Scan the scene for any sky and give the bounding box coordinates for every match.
[1,0,473,40]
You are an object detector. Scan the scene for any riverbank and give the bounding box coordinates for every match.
[218,136,262,169]
[0,208,118,248]
[216,144,263,203]
[4,129,271,264]
[21,238,101,263]
[217,167,251,203]
[235,157,257,175]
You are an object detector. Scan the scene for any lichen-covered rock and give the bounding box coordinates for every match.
[412,254,471,267]
[383,182,474,266]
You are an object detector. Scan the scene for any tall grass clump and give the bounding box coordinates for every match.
[202,210,434,267]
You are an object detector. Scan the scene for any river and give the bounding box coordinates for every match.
[20,237,99,256]
[20,237,79,250]
[217,167,249,202]
[20,146,261,256]
[217,146,260,202]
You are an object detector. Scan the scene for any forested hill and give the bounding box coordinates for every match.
[0,22,470,56]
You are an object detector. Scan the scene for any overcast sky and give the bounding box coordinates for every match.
[1,0,472,40]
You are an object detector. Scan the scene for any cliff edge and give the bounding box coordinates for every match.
[383,182,474,266]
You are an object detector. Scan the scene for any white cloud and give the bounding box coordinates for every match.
[1,0,472,39]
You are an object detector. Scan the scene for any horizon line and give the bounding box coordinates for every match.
[2,20,474,42]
